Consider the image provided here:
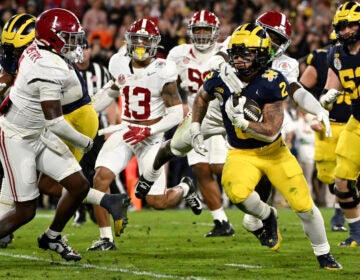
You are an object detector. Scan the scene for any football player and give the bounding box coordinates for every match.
[193,23,341,270]
[164,10,233,237]
[88,18,202,250]
[321,1,360,247]
[300,34,351,232]
[0,9,128,260]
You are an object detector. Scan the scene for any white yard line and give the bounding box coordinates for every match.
[0,251,204,279]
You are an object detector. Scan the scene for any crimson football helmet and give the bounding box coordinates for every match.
[125,18,161,61]
[256,11,291,59]
[35,8,86,63]
[188,10,220,51]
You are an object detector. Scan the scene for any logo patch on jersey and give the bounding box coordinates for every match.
[262,69,278,82]
[278,62,290,74]
[183,57,190,64]
[155,61,166,68]
[117,74,126,85]
[334,57,342,70]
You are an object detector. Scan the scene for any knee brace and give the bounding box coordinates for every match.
[334,180,359,209]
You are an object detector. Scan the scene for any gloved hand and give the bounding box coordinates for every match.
[319,89,342,109]
[316,108,332,137]
[225,95,249,130]
[190,122,207,156]
[123,125,151,145]
[83,137,94,153]
[219,62,244,93]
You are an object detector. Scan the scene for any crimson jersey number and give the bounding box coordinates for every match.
[122,86,151,119]
[187,68,210,93]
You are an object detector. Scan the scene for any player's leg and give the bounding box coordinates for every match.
[189,135,234,237]
[269,142,341,269]
[333,118,360,247]
[88,131,132,250]
[221,149,281,251]
[139,142,202,214]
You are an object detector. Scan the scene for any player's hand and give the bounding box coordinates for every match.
[190,122,207,156]
[123,126,151,145]
[225,96,249,130]
[219,62,244,93]
[83,137,94,153]
[316,108,332,137]
[319,89,342,109]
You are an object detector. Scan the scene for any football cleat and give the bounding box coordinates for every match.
[338,237,358,247]
[317,253,342,270]
[135,175,154,199]
[87,238,117,251]
[72,205,86,227]
[0,233,14,248]
[182,176,202,215]
[251,207,282,251]
[100,193,131,237]
[331,225,347,232]
[37,233,82,261]
[204,220,235,237]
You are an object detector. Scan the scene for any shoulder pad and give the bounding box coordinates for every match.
[155,59,178,82]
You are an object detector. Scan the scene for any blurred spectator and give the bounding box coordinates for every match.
[82,0,108,35]
[62,0,89,21]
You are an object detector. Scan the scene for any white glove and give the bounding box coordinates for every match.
[219,62,244,93]
[83,137,94,153]
[0,83,7,91]
[225,95,249,130]
[189,122,207,156]
[316,108,332,137]
[208,54,226,71]
[319,89,342,108]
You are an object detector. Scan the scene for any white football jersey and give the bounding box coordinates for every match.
[109,53,178,122]
[2,42,85,137]
[167,43,223,109]
[271,54,299,84]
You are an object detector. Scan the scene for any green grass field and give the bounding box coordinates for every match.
[0,207,358,280]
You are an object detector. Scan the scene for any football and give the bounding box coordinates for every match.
[232,93,263,122]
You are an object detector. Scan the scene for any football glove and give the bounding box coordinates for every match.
[316,108,332,137]
[319,89,342,108]
[83,137,94,153]
[123,126,151,145]
[219,62,244,94]
[225,95,249,130]
[189,122,207,156]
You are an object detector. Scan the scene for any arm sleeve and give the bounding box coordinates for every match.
[45,116,90,148]
[150,104,183,135]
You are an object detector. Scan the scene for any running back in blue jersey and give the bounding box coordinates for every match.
[203,67,289,149]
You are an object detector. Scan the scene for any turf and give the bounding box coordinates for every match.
[0,207,356,280]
